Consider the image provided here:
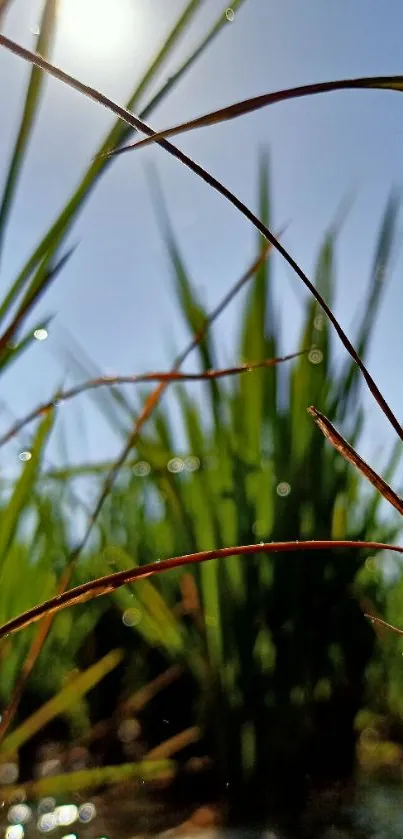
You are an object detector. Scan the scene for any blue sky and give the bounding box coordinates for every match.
[1,0,403,490]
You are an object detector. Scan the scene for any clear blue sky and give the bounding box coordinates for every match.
[1,0,403,490]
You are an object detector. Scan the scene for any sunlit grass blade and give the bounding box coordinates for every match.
[0,649,123,760]
[0,0,58,260]
[104,75,403,155]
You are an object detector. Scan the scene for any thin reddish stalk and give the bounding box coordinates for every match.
[308,405,403,516]
[0,35,400,445]
[0,540,401,642]
[0,351,302,449]
[102,76,403,154]
[363,614,403,638]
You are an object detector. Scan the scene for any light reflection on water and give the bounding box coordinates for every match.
[1,779,403,839]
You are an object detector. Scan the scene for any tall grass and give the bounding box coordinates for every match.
[0,0,403,827]
[0,0,252,789]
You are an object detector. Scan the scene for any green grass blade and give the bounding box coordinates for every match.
[290,232,335,463]
[149,170,222,425]
[103,545,187,655]
[0,0,58,260]
[0,247,75,355]
[0,408,54,577]
[0,649,123,759]
[239,153,271,462]
[60,329,134,436]
[1,759,175,800]
[335,193,400,415]
[141,0,249,121]
[0,315,52,375]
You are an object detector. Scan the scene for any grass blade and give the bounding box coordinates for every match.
[308,405,403,515]
[0,408,54,578]
[0,759,175,801]
[334,193,400,415]
[104,75,403,155]
[0,0,58,260]
[0,246,75,354]
[0,316,52,376]
[1,540,402,641]
[0,355,302,449]
[0,650,123,759]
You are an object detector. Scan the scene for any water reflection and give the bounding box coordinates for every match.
[1,779,403,839]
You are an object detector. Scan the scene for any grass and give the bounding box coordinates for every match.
[0,0,403,827]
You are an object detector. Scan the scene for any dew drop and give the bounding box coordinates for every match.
[226,7,235,21]
[6,826,24,839]
[314,315,325,331]
[18,451,32,462]
[37,799,56,816]
[122,608,141,627]
[184,455,200,472]
[133,461,150,477]
[8,805,31,825]
[37,812,56,833]
[34,328,48,342]
[78,803,96,823]
[117,719,140,744]
[167,457,184,474]
[276,481,291,498]
[55,805,78,827]
[308,348,323,365]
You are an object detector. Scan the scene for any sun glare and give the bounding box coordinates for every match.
[59,0,135,59]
